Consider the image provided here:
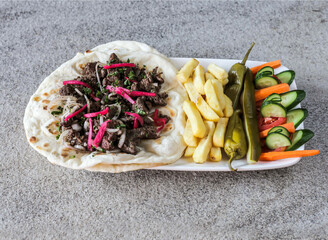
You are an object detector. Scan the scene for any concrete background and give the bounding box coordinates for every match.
[1,1,327,239]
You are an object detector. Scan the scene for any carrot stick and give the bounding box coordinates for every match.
[250,60,281,74]
[259,150,320,161]
[255,83,289,101]
[260,122,295,138]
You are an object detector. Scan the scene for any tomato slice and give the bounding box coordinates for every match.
[258,116,287,132]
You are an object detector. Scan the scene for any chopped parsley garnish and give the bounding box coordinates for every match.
[124,78,131,86]
[116,124,126,129]
[113,79,119,86]
[96,114,101,120]
[104,95,109,103]
[83,87,92,95]
[51,106,63,116]
[135,107,146,115]
[56,135,60,140]
[69,155,76,159]
[127,59,130,63]
[58,125,61,133]
[96,90,102,98]
[128,71,136,80]
[108,71,118,76]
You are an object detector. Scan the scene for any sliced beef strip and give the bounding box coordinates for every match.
[82,62,97,77]
[127,126,159,140]
[109,53,120,64]
[59,84,84,97]
[135,97,149,114]
[148,92,168,106]
[120,140,137,154]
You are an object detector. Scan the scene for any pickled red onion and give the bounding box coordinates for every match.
[103,63,135,69]
[87,118,93,151]
[125,112,144,129]
[92,120,111,148]
[64,104,87,122]
[84,107,109,118]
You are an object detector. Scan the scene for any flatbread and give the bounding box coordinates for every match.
[24,41,187,172]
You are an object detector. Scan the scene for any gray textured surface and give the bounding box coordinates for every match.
[0,1,327,239]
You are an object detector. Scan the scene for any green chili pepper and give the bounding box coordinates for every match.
[224,110,247,171]
[242,68,262,163]
[224,42,255,171]
[225,42,255,110]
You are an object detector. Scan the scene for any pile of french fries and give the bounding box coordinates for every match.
[177,59,233,163]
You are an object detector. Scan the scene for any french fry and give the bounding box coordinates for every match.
[204,80,224,117]
[193,65,206,95]
[193,121,215,163]
[184,79,220,121]
[184,146,196,157]
[183,119,199,147]
[205,72,216,81]
[207,63,229,85]
[211,79,226,111]
[223,95,233,117]
[213,118,229,147]
[209,147,222,162]
[182,100,207,138]
[177,58,199,83]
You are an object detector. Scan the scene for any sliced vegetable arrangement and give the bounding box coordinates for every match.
[178,43,319,171]
[252,59,319,162]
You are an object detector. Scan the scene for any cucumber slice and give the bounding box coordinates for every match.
[266,132,292,150]
[255,76,279,89]
[287,129,314,151]
[280,90,306,110]
[287,108,308,128]
[255,66,274,80]
[261,101,287,118]
[268,126,290,137]
[255,70,273,80]
[263,93,281,104]
[276,70,295,85]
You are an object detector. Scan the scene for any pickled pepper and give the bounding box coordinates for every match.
[224,43,255,171]
[242,69,262,163]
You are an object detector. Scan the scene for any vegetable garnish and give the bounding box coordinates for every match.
[255,83,289,101]
[106,86,135,104]
[125,76,137,83]
[84,107,109,118]
[153,109,166,132]
[64,104,87,122]
[259,150,320,161]
[129,91,156,97]
[125,112,144,129]
[92,120,111,148]
[250,60,281,75]
[87,118,93,151]
[63,80,100,101]
[103,63,135,69]
[260,122,295,138]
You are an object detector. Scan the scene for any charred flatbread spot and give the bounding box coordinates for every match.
[43,143,49,147]
[43,92,49,97]
[29,136,37,143]
[155,138,162,144]
[36,146,43,150]
[62,148,72,152]
[79,63,86,69]
[61,153,68,158]
[85,50,92,53]
[167,107,175,117]
[42,99,50,104]
[163,123,173,132]
[50,89,56,94]
[43,106,47,110]
[33,96,40,102]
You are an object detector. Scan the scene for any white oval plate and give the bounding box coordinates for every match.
[151,58,303,171]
